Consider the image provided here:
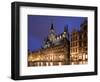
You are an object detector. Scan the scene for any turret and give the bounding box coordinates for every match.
[50,23,55,34]
[64,25,68,33]
[49,23,56,42]
[63,25,69,39]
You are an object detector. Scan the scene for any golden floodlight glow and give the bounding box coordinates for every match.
[28,20,88,66]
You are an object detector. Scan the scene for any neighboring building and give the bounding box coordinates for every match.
[28,24,70,66]
[70,29,80,64]
[79,20,88,64]
[70,20,88,65]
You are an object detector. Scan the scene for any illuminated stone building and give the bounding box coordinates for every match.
[28,20,88,66]
[28,24,70,66]
[70,20,88,65]
[70,29,80,64]
[79,20,88,64]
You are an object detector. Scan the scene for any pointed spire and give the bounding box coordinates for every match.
[50,23,54,30]
[64,25,68,32]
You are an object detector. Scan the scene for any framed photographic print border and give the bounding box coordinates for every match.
[11,1,98,80]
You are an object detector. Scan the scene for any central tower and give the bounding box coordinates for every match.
[49,24,56,42]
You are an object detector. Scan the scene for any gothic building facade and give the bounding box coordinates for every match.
[28,24,70,66]
[28,20,88,66]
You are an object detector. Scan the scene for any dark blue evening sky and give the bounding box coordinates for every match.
[28,15,87,51]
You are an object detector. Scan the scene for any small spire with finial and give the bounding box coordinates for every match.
[50,23,54,30]
[64,24,68,32]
